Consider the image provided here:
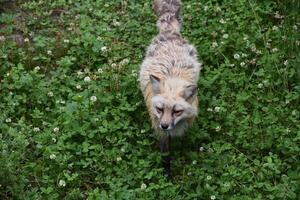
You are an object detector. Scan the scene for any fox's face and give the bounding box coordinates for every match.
[150,75,198,131]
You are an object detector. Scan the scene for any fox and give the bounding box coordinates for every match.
[139,0,202,177]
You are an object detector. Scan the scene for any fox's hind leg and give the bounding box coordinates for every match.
[159,133,172,179]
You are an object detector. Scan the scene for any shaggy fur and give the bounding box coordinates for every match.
[139,0,202,137]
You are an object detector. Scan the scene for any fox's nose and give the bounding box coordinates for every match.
[160,123,169,130]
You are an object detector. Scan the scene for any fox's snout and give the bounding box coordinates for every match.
[159,122,173,131]
[158,107,175,130]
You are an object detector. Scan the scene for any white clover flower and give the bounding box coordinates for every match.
[215,126,221,132]
[230,64,235,67]
[34,66,40,71]
[141,129,146,133]
[67,27,72,31]
[53,127,59,133]
[47,91,54,97]
[192,160,197,165]
[251,45,257,52]
[211,195,216,200]
[101,46,108,52]
[49,154,56,160]
[24,38,29,42]
[84,76,91,82]
[121,148,125,152]
[296,40,300,46]
[207,108,213,112]
[215,6,221,12]
[222,34,228,39]
[286,128,291,133]
[241,53,247,58]
[211,31,218,37]
[234,53,240,60]
[116,157,122,162]
[199,146,204,152]
[58,180,66,187]
[187,172,192,175]
[46,50,52,55]
[76,85,82,90]
[258,83,263,88]
[250,59,256,65]
[240,62,246,67]
[77,71,83,76]
[293,25,298,30]
[90,96,97,102]
[120,58,129,66]
[204,6,209,11]
[274,12,283,19]
[271,48,278,53]
[98,68,104,73]
[140,183,147,190]
[284,60,288,66]
[256,50,262,55]
[214,107,221,112]
[9,92,13,95]
[33,127,40,132]
[272,26,279,31]
[5,118,11,123]
[212,42,218,48]
[63,39,70,43]
[0,35,6,42]
[97,36,102,41]
[206,175,212,180]
[113,19,121,26]
[219,18,226,24]
[111,63,117,68]
[52,138,57,142]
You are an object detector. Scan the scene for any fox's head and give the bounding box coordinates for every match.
[149,74,198,131]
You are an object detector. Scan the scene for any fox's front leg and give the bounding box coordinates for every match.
[159,133,172,178]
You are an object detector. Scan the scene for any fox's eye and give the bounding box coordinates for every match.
[156,107,163,113]
[173,110,183,116]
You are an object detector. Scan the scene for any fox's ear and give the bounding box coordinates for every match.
[149,74,161,94]
[182,85,197,100]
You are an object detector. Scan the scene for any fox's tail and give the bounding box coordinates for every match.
[153,0,182,33]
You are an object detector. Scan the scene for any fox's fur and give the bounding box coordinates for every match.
[139,0,202,137]
[139,0,202,178]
